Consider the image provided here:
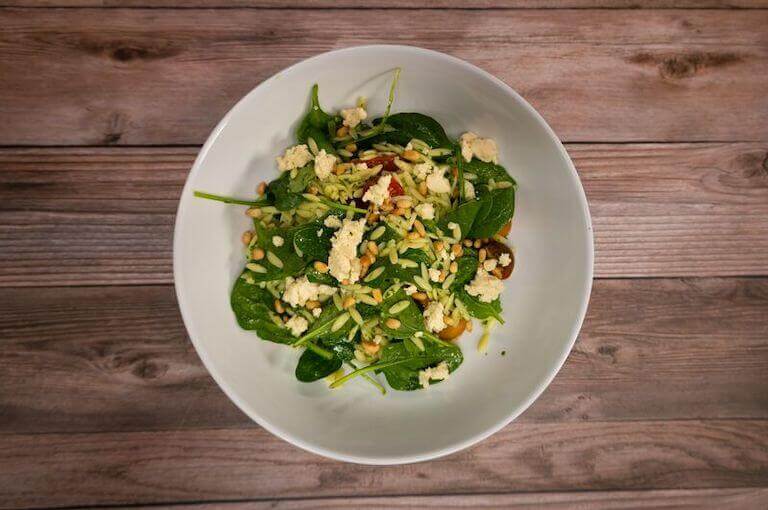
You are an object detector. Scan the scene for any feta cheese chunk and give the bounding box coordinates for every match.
[459,132,499,163]
[285,315,309,337]
[341,106,367,128]
[464,180,476,200]
[404,284,418,296]
[282,275,337,308]
[323,215,343,229]
[412,162,433,181]
[328,218,366,283]
[423,301,447,333]
[313,149,336,180]
[414,202,435,220]
[276,144,313,171]
[418,361,450,389]
[499,253,512,267]
[426,167,451,194]
[272,236,284,247]
[362,174,392,206]
[465,269,504,303]
[312,307,322,318]
[428,267,441,283]
[483,259,498,272]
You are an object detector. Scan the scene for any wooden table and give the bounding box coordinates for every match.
[1,1,767,508]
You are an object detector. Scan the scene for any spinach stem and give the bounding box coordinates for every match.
[193,191,261,206]
[332,68,401,145]
[345,361,386,395]
[329,359,408,389]
[454,144,465,203]
[305,341,334,360]
[318,197,367,214]
[422,332,454,348]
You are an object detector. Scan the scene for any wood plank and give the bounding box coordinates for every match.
[4,0,768,8]
[1,278,766,434]
[1,420,766,508]
[114,488,768,510]
[2,143,767,286]
[0,9,766,145]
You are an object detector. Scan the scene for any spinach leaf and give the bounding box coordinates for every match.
[438,187,515,239]
[291,215,339,261]
[455,288,504,323]
[462,159,516,187]
[371,113,452,149]
[379,289,427,339]
[305,125,336,155]
[296,84,334,144]
[305,265,337,286]
[295,305,353,346]
[327,340,355,362]
[247,223,306,282]
[230,273,295,343]
[378,339,463,391]
[288,165,316,193]
[295,348,342,382]
[451,250,479,288]
[266,172,304,211]
[364,248,429,289]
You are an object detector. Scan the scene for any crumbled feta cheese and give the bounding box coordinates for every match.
[328,218,366,283]
[423,301,447,333]
[341,106,367,128]
[285,315,309,337]
[312,307,322,318]
[404,284,418,296]
[372,334,383,345]
[464,180,476,200]
[362,174,392,206]
[459,132,499,163]
[418,361,450,389]
[282,276,337,308]
[483,259,498,272]
[353,162,368,172]
[276,144,313,171]
[272,236,284,247]
[412,162,432,181]
[499,253,512,267]
[317,229,323,237]
[428,267,441,283]
[426,167,451,194]
[313,149,336,180]
[465,270,504,303]
[324,215,343,229]
[414,202,435,220]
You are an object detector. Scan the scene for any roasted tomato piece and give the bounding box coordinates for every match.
[439,319,468,341]
[497,220,512,237]
[484,240,514,279]
[352,154,399,173]
[356,172,405,208]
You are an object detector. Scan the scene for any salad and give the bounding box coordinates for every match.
[195,70,516,393]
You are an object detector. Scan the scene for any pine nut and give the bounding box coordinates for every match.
[433,240,444,252]
[413,220,426,237]
[412,292,428,302]
[306,300,320,310]
[385,318,401,329]
[246,207,262,218]
[492,268,503,278]
[345,143,357,152]
[439,270,447,282]
[342,296,356,309]
[367,241,379,255]
[241,231,253,245]
[372,288,383,303]
[274,299,284,314]
[402,149,421,162]
[336,126,349,137]
[452,244,463,257]
[418,182,428,195]
[251,248,265,261]
[474,239,482,248]
[314,261,329,273]
[362,341,380,355]
[450,261,458,273]
[406,231,420,240]
[479,248,487,262]
[257,182,267,196]
[342,279,350,286]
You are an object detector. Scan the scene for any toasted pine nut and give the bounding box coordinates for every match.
[334,164,348,175]
[251,248,265,261]
[443,315,454,326]
[478,248,487,262]
[362,341,380,355]
[367,241,379,255]
[314,261,329,273]
[257,182,267,196]
[463,239,473,247]
[306,300,320,310]
[418,182,428,195]
[342,279,350,286]
[439,270,447,282]
[433,240,444,252]
[381,200,394,213]
[372,288,383,303]
[367,213,380,224]
[465,319,474,332]
[336,126,349,137]
[492,268,503,279]
[246,207,262,218]
[413,220,426,237]
[274,299,284,314]
[402,149,421,162]
[345,143,357,152]
[385,318,401,329]
[474,239,483,249]
[308,185,319,195]
[449,261,458,273]
[392,207,407,216]
[452,244,463,257]
[412,292,428,302]
[393,196,412,208]
[241,231,253,245]
[342,296,356,309]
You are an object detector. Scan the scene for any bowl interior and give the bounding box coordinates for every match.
[174,45,592,464]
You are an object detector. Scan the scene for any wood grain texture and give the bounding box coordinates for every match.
[1,278,766,434]
[115,488,768,510]
[0,9,766,145]
[1,143,767,286]
[1,420,766,508]
[4,0,768,7]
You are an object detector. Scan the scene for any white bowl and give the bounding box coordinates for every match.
[174,45,593,464]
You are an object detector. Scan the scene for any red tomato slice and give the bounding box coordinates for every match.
[352,154,399,174]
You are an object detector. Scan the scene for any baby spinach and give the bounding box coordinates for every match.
[291,215,339,261]
[305,265,337,286]
[294,305,353,347]
[364,249,428,289]
[379,289,429,339]
[288,165,316,194]
[377,338,463,391]
[439,187,515,239]
[295,348,342,382]
[266,172,305,211]
[230,273,295,344]
[371,112,452,149]
[296,84,335,144]
[455,288,504,323]
[462,159,516,187]
[451,250,479,288]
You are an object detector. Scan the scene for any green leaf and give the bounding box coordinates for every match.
[295,348,342,382]
[378,339,463,391]
[451,250,479,288]
[371,113,452,149]
[305,265,337,286]
[291,215,339,261]
[379,289,427,339]
[230,273,295,344]
[438,199,482,240]
[295,305,352,346]
[288,165,316,193]
[455,288,504,323]
[305,125,336,155]
[266,172,304,212]
[462,159,517,187]
[247,223,307,282]
[438,187,515,239]
[297,84,334,144]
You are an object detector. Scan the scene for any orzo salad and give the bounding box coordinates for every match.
[195,70,516,393]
